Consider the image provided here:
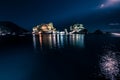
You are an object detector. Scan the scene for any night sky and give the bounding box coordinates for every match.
[0,0,120,31]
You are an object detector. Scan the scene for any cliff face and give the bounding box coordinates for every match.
[0,21,28,34]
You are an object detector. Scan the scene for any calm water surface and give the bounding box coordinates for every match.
[0,34,120,80]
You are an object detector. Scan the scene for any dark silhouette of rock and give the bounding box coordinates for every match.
[105,31,111,34]
[93,29,103,34]
[0,21,28,34]
[81,29,88,34]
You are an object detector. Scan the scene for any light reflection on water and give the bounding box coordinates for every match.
[100,50,120,80]
[33,34,85,50]
[32,34,40,51]
[69,34,84,48]
[3,34,120,80]
[32,34,120,80]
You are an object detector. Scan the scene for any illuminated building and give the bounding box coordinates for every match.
[33,27,39,33]
[32,22,56,34]
[32,23,87,34]
[69,24,85,34]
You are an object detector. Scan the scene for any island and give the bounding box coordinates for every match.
[32,22,88,35]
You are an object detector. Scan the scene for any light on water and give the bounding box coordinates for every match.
[33,34,85,50]
[100,51,119,80]
[21,34,120,80]
[2,33,120,80]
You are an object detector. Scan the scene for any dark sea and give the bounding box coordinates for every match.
[0,34,120,80]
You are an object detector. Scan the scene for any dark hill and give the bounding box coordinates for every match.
[0,21,28,34]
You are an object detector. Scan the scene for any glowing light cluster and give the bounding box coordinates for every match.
[100,51,119,80]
